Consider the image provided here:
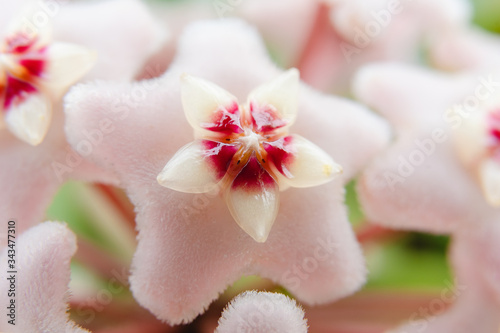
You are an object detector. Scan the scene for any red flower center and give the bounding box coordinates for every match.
[0,33,47,112]
[201,102,295,190]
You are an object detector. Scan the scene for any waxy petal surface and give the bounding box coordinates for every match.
[226,156,280,242]
[266,134,342,188]
[4,89,51,146]
[181,74,239,134]
[157,139,236,193]
[247,68,299,129]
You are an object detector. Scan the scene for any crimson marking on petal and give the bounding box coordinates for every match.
[6,33,37,54]
[202,140,239,180]
[232,155,276,191]
[202,102,243,134]
[19,58,46,78]
[488,109,500,142]
[250,101,287,133]
[4,76,37,110]
[263,136,295,177]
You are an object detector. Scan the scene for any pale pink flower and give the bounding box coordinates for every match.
[0,221,87,333]
[0,0,165,242]
[353,63,500,331]
[64,19,389,324]
[216,291,308,333]
[353,63,499,233]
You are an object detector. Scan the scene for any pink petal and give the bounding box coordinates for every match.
[216,291,308,333]
[357,131,498,234]
[353,63,471,132]
[0,121,116,247]
[354,63,500,233]
[392,225,500,332]
[454,221,500,307]
[430,27,500,72]
[126,179,365,324]
[237,0,317,67]
[0,222,88,333]
[64,19,385,324]
[391,290,499,333]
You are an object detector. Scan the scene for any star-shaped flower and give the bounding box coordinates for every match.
[0,14,95,145]
[352,63,500,330]
[0,0,165,242]
[64,19,389,324]
[353,63,500,233]
[157,69,342,242]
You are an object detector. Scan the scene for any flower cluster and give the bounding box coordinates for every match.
[1,0,500,332]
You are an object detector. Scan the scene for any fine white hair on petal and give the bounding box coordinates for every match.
[216,291,308,333]
[0,221,89,333]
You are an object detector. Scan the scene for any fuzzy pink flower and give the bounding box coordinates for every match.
[64,19,389,324]
[216,291,308,333]
[0,0,165,243]
[353,63,500,233]
[353,63,500,331]
[0,221,87,333]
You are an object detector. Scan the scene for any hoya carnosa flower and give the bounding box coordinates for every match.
[216,291,308,333]
[0,222,88,333]
[353,63,500,234]
[64,19,389,324]
[0,16,95,146]
[157,69,342,242]
[353,63,500,331]
[0,0,165,241]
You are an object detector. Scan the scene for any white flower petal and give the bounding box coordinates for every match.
[5,90,51,146]
[181,73,239,132]
[452,108,487,168]
[157,139,237,194]
[43,42,97,98]
[247,68,299,128]
[266,134,342,188]
[226,157,279,242]
[479,159,500,207]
